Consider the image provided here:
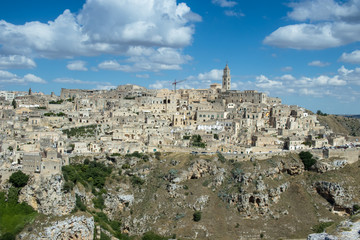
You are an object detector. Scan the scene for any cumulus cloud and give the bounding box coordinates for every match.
[149,80,171,89]
[255,75,282,89]
[253,65,360,101]
[98,47,192,72]
[0,70,46,84]
[54,78,109,85]
[0,55,36,69]
[339,49,360,64]
[308,60,330,67]
[212,0,237,8]
[224,10,244,17]
[264,0,360,49]
[0,0,200,71]
[136,74,150,78]
[197,69,223,81]
[67,60,88,71]
[281,66,293,71]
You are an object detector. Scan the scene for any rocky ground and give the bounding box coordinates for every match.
[11,151,360,239]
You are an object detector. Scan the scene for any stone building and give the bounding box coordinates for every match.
[222,64,231,91]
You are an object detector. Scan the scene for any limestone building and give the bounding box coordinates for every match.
[222,64,231,91]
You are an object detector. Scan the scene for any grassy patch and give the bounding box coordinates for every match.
[0,192,37,237]
[312,222,334,233]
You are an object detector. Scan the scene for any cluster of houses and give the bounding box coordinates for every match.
[0,64,356,178]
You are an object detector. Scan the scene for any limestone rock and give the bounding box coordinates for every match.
[103,191,134,220]
[314,181,353,213]
[307,233,338,240]
[187,159,213,179]
[18,213,94,240]
[19,174,76,216]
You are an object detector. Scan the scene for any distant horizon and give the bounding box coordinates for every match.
[4,84,359,116]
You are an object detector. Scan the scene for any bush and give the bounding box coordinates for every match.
[312,222,333,233]
[353,204,360,213]
[131,176,145,186]
[9,171,29,188]
[299,151,317,170]
[193,211,202,222]
[0,232,16,240]
[142,232,168,240]
[217,152,226,163]
[92,195,105,210]
[75,195,86,212]
[154,152,161,160]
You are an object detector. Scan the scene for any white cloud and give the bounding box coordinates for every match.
[255,75,282,89]
[53,78,111,85]
[264,0,360,49]
[0,0,200,71]
[279,74,296,81]
[212,0,237,8]
[0,70,46,84]
[149,80,171,89]
[224,10,244,17]
[308,60,330,67]
[197,69,223,81]
[339,49,360,64]
[0,55,36,69]
[136,74,150,78]
[287,0,360,22]
[99,47,192,72]
[67,60,88,71]
[95,85,116,90]
[281,66,293,71]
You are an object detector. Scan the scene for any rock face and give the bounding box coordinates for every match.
[103,191,134,220]
[314,160,347,173]
[19,174,76,216]
[307,233,338,240]
[227,182,289,215]
[314,181,353,213]
[18,214,94,240]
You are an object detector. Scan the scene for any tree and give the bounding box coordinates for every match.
[11,99,17,109]
[299,151,316,170]
[193,211,202,222]
[9,171,29,188]
[154,151,161,160]
[214,134,219,140]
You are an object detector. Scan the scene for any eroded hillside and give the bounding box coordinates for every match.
[16,152,360,240]
[318,114,360,137]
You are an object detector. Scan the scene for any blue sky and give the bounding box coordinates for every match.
[0,0,360,114]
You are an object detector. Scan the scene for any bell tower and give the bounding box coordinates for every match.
[222,64,231,91]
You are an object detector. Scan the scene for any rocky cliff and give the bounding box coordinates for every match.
[19,174,76,216]
[18,213,94,240]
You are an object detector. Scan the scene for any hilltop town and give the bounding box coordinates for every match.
[0,64,358,179]
[1,65,360,240]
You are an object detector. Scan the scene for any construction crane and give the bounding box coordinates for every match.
[172,79,186,93]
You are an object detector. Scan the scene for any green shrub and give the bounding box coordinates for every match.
[122,164,130,169]
[193,211,202,222]
[93,195,105,210]
[142,232,168,240]
[154,151,161,160]
[299,151,317,170]
[75,195,86,212]
[312,222,333,233]
[353,204,360,213]
[190,135,206,148]
[217,152,226,163]
[131,176,145,186]
[9,171,29,188]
